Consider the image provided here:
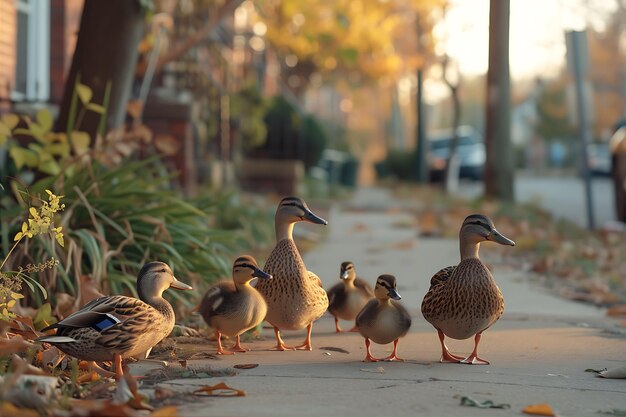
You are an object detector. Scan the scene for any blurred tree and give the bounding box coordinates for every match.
[256,0,445,91]
[587,1,626,138]
[485,0,513,201]
[535,79,575,141]
[55,0,145,137]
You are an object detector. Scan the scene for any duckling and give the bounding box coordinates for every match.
[356,274,412,362]
[255,197,329,351]
[198,255,272,355]
[36,262,192,379]
[421,214,515,365]
[327,261,374,332]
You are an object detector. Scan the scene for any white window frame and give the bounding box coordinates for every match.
[12,0,50,102]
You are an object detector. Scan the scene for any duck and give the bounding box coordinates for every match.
[355,274,411,362]
[198,255,272,355]
[327,261,374,332]
[255,196,329,351]
[36,262,192,379]
[421,214,515,365]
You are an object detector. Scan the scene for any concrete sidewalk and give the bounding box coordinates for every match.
[172,187,626,417]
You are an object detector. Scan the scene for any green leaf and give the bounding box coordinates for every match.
[1,114,19,129]
[33,302,56,331]
[46,142,71,158]
[71,131,91,155]
[9,147,39,168]
[86,103,106,114]
[38,158,61,175]
[76,82,93,105]
[36,108,53,132]
[0,133,6,146]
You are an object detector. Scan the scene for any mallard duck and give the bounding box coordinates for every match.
[36,262,192,379]
[355,274,411,362]
[421,214,515,365]
[198,255,272,355]
[255,196,329,351]
[327,261,374,332]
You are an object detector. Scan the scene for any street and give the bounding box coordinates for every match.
[456,173,616,229]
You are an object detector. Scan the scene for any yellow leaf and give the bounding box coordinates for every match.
[150,406,179,417]
[522,403,555,416]
[71,131,91,155]
[9,146,38,168]
[11,292,24,299]
[55,233,64,247]
[0,133,7,146]
[1,113,20,129]
[22,222,28,232]
[37,108,53,132]
[13,231,23,241]
[87,103,106,114]
[0,122,10,136]
[76,82,93,104]
[7,299,16,308]
[30,207,38,217]
[46,142,70,158]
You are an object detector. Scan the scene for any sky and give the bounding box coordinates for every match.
[437,0,620,80]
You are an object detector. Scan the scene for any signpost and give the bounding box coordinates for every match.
[565,30,595,230]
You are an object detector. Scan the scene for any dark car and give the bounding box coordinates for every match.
[428,126,485,182]
[610,122,626,222]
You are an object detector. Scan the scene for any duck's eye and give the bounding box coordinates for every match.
[160,268,167,273]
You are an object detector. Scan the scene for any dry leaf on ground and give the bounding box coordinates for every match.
[193,382,246,397]
[522,403,555,416]
[607,305,626,317]
[0,335,33,356]
[233,363,259,369]
[0,402,39,417]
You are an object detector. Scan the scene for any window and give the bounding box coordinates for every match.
[13,0,50,102]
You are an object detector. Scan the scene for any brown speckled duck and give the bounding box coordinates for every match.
[198,255,272,355]
[356,274,412,362]
[36,262,192,379]
[327,261,374,332]
[255,197,329,351]
[421,214,515,365]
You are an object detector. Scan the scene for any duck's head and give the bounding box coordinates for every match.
[460,214,515,246]
[137,261,192,300]
[232,255,272,285]
[374,274,401,301]
[276,197,328,226]
[340,261,356,281]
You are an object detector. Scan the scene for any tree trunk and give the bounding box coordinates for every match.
[55,0,144,137]
[485,0,514,200]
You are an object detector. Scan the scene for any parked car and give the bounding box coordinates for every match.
[609,121,626,222]
[428,126,485,182]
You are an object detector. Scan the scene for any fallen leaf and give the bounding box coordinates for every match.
[0,335,33,356]
[77,371,102,383]
[233,363,259,369]
[598,409,626,416]
[0,402,39,417]
[460,396,511,409]
[193,382,246,397]
[606,305,626,317]
[360,366,386,374]
[319,346,350,354]
[599,366,626,379]
[522,403,555,416]
[150,406,179,417]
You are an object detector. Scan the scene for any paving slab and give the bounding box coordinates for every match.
[171,188,626,417]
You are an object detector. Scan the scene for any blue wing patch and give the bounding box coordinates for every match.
[92,314,120,331]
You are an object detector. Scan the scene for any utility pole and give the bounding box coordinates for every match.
[414,15,428,183]
[485,0,514,201]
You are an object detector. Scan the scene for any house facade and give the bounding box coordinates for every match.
[0,0,83,111]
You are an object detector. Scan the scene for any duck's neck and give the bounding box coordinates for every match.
[140,290,174,318]
[275,221,295,242]
[234,281,253,292]
[344,279,355,289]
[460,240,481,261]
